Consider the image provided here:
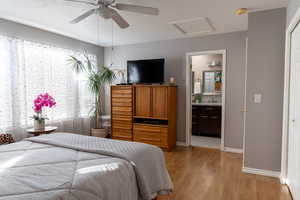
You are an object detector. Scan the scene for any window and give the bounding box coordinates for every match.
[0,35,95,139]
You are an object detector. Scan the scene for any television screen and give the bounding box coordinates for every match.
[127,59,165,84]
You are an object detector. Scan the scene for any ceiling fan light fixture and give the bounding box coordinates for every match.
[98,7,112,19]
[235,8,248,15]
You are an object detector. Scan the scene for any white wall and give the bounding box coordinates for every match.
[244,8,286,171]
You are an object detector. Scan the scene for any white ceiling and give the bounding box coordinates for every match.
[0,0,288,46]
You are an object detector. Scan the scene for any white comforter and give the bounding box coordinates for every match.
[0,133,173,200]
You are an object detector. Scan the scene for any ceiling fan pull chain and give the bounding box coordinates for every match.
[111,19,114,67]
[97,13,100,46]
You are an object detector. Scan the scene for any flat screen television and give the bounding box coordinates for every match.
[127,59,165,84]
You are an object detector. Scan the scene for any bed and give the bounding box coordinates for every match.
[0,133,173,200]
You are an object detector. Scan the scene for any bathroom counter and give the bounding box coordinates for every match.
[192,102,222,106]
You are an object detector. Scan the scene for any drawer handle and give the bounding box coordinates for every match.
[114,126,131,129]
[114,127,132,130]
[112,119,131,121]
[200,116,209,118]
[138,137,161,142]
[114,123,131,126]
[210,116,218,119]
[115,135,132,139]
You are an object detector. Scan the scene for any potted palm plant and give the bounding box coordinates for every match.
[68,55,116,137]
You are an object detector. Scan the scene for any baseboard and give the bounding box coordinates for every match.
[280,175,287,184]
[176,143,244,153]
[223,147,243,154]
[176,141,188,146]
[242,167,280,178]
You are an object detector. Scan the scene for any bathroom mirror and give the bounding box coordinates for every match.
[202,70,222,95]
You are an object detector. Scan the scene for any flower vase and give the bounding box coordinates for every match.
[34,119,45,131]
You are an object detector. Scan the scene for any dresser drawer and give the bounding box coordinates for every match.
[133,124,168,147]
[112,97,132,107]
[112,120,132,130]
[133,124,168,134]
[112,128,132,141]
[198,106,221,116]
[111,115,132,123]
[111,93,132,98]
[111,88,132,98]
[112,107,132,116]
[112,86,132,90]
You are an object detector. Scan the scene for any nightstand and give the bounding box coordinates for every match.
[27,126,57,136]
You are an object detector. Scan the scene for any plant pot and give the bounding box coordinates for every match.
[91,128,108,138]
[34,120,45,131]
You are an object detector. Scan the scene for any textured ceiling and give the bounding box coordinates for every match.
[0,0,288,46]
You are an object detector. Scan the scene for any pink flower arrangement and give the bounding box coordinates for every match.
[33,93,56,113]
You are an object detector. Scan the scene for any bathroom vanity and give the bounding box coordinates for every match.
[192,103,222,138]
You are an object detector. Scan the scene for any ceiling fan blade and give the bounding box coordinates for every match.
[109,8,129,29]
[114,3,159,15]
[70,9,96,24]
[64,0,97,6]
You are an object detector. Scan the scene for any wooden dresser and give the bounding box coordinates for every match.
[111,86,133,141]
[111,85,177,150]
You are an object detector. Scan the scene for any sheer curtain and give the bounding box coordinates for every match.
[0,35,95,140]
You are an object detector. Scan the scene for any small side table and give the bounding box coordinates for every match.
[27,126,58,136]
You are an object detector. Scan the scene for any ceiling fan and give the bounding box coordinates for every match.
[65,0,159,29]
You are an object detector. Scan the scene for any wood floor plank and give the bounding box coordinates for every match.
[157,147,292,200]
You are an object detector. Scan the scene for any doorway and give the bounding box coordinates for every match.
[186,50,226,149]
[281,9,300,199]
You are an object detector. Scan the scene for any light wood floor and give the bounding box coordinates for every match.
[158,147,292,200]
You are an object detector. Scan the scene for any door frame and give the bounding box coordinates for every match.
[185,49,227,150]
[281,7,300,186]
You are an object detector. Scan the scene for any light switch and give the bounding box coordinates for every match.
[254,94,262,103]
